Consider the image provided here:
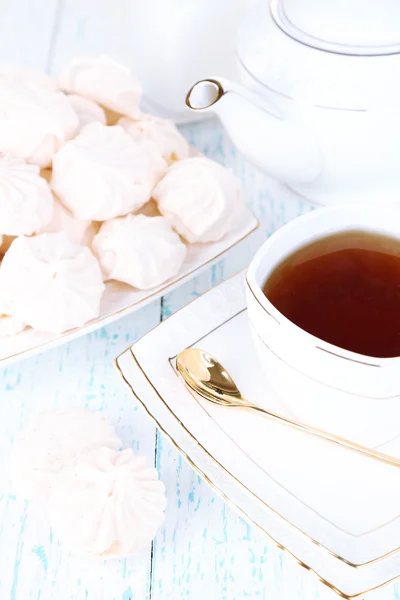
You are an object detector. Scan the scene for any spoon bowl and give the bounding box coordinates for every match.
[176,348,244,406]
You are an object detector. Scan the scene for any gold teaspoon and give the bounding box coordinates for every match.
[176,347,400,469]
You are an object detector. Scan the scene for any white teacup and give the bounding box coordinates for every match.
[246,205,400,448]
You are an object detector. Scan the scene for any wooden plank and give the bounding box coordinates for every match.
[0,3,158,598]
[0,302,160,600]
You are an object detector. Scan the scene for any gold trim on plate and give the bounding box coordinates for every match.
[130,341,400,569]
[115,350,400,599]
[166,308,400,541]
[124,269,400,563]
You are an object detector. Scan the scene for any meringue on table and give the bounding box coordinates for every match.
[59,56,142,120]
[118,115,189,164]
[49,446,166,556]
[0,232,104,333]
[92,214,187,290]
[51,122,167,221]
[11,408,122,502]
[153,157,245,243]
[0,155,54,236]
[0,70,78,167]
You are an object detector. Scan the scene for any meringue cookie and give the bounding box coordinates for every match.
[118,115,189,164]
[68,94,106,128]
[40,197,92,246]
[0,232,105,333]
[0,313,25,337]
[0,72,79,166]
[11,408,121,501]
[153,157,245,243]
[92,214,187,289]
[0,155,54,236]
[59,56,141,119]
[0,294,26,336]
[49,446,166,556]
[51,123,167,221]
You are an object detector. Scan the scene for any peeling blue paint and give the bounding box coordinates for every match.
[122,587,133,600]
[32,545,48,572]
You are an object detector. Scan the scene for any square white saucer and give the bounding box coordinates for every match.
[116,271,400,598]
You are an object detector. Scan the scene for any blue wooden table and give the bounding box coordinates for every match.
[0,2,398,599]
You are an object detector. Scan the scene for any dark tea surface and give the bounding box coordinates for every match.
[263,231,400,358]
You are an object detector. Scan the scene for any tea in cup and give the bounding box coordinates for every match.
[246,206,400,447]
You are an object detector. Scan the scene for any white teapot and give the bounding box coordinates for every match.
[186,0,400,205]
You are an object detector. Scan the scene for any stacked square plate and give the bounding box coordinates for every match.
[116,271,400,598]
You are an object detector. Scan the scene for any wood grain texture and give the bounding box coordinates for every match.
[0,3,155,598]
[0,304,160,600]
[0,1,399,599]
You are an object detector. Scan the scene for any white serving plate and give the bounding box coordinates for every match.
[0,210,259,366]
[116,271,400,598]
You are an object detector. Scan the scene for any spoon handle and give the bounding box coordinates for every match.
[245,402,400,468]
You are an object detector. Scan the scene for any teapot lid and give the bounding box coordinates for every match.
[273,0,400,55]
[238,0,400,109]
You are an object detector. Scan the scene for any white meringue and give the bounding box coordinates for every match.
[59,56,142,119]
[0,155,54,236]
[68,94,106,128]
[40,196,92,246]
[51,123,167,221]
[0,291,26,336]
[0,72,79,167]
[118,115,189,164]
[92,214,187,289]
[0,232,105,333]
[49,446,166,556]
[11,408,122,502]
[0,313,25,337]
[153,157,245,243]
